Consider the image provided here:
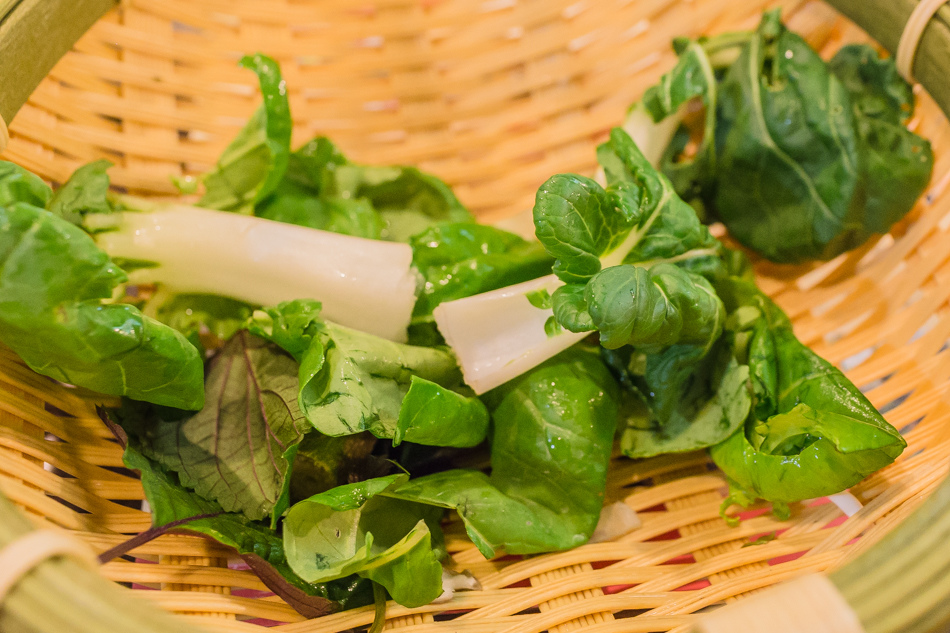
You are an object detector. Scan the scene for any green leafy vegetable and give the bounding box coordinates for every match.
[410,223,553,344]
[328,164,471,242]
[199,54,292,214]
[534,128,724,350]
[256,138,382,239]
[123,442,373,612]
[605,343,751,457]
[47,159,113,225]
[393,376,489,448]
[288,431,386,502]
[151,292,255,356]
[283,474,445,607]
[0,161,51,208]
[126,332,307,523]
[829,44,934,236]
[642,11,933,262]
[0,202,204,410]
[709,278,906,503]
[389,348,619,557]
[248,300,476,440]
[258,135,470,242]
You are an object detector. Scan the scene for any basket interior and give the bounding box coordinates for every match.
[2,0,950,631]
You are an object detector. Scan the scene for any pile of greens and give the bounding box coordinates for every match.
[627,10,934,263]
[0,14,917,617]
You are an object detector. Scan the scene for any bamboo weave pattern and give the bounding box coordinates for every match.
[1,1,949,632]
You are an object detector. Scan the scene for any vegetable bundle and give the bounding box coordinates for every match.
[629,10,934,263]
[0,14,912,616]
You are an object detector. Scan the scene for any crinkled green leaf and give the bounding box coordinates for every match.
[248,300,463,439]
[0,203,203,409]
[609,344,750,457]
[283,475,445,607]
[132,332,307,523]
[200,54,291,214]
[535,129,724,348]
[390,348,619,558]
[566,263,724,349]
[829,44,934,237]
[709,278,905,503]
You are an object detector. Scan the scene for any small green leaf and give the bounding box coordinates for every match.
[199,54,291,214]
[393,376,489,448]
[47,159,114,225]
[525,288,552,310]
[283,475,445,607]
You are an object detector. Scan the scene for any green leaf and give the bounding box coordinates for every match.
[340,166,472,242]
[410,223,553,342]
[133,332,308,523]
[0,160,52,208]
[643,38,718,200]
[828,44,913,126]
[199,54,291,214]
[283,474,445,607]
[47,159,114,225]
[154,293,255,355]
[657,13,933,263]
[248,300,464,439]
[709,278,906,503]
[288,431,385,502]
[122,442,372,610]
[829,45,934,237]
[535,129,724,349]
[390,348,619,558]
[614,346,750,458]
[0,203,203,409]
[257,194,383,238]
[393,376,489,447]
[572,263,724,349]
[534,173,637,284]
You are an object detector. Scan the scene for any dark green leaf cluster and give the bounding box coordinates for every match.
[647,10,934,263]
[534,122,905,517]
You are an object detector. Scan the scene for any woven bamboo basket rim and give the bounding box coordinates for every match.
[1,0,950,632]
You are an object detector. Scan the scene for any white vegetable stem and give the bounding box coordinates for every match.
[433,275,587,395]
[93,204,418,342]
[623,102,684,167]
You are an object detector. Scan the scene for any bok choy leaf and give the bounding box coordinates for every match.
[388,348,619,557]
[0,197,204,410]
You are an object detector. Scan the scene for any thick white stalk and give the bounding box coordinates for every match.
[433,274,587,395]
[92,205,418,342]
[622,102,685,167]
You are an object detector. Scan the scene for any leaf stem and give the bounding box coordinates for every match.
[96,513,222,564]
[369,582,388,633]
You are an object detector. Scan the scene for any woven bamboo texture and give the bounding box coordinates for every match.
[1,0,949,631]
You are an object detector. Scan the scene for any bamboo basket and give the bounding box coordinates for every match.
[1,1,950,632]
